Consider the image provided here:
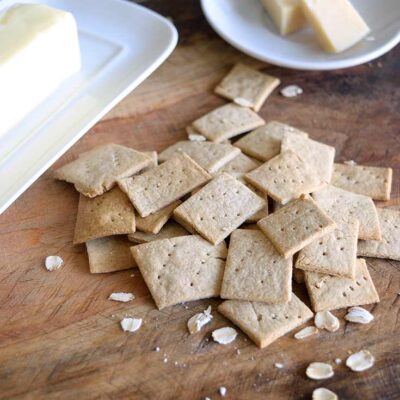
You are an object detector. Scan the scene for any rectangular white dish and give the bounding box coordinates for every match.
[0,0,178,214]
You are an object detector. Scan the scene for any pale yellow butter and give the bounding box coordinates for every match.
[261,0,307,35]
[0,3,81,137]
[301,0,370,53]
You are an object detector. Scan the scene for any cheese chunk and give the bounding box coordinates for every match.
[0,3,81,137]
[261,0,307,35]
[301,0,370,53]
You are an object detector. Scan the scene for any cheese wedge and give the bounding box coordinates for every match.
[0,3,81,137]
[261,0,307,35]
[301,0,370,53]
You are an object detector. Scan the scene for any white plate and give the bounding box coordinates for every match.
[201,0,400,70]
[0,0,177,214]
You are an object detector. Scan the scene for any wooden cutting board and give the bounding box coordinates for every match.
[0,1,399,399]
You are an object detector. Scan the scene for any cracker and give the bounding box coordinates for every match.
[233,175,269,223]
[54,144,154,197]
[304,259,380,312]
[358,208,400,261]
[128,221,188,244]
[86,236,136,273]
[173,173,266,244]
[234,121,308,162]
[246,191,269,222]
[73,187,135,244]
[131,235,227,309]
[192,103,265,143]
[217,153,262,174]
[221,229,292,303]
[332,163,392,201]
[296,218,359,278]
[158,141,240,173]
[118,153,211,217]
[135,200,181,234]
[218,294,313,348]
[245,150,325,204]
[257,195,336,259]
[313,185,381,240]
[281,134,335,182]
[214,64,280,112]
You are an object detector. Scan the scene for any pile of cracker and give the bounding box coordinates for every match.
[54,64,397,349]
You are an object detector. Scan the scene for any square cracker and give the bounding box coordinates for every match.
[218,153,262,175]
[281,133,335,182]
[313,185,381,240]
[192,103,265,143]
[54,144,154,197]
[118,153,211,217]
[257,195,336,259]
[296,218,359,279]
[86,236,136,273]
[233,174,269,223]
[332,163,392,201]
[221,229,292,303]
[173,173,266,245]
[214,64,280,112]
[128,221,188,244]
[234,121,308,162]
[358,208,400,261]
[158,141,240,173]
[131,235,227,309]
[245,187,269,223]
[135,200,181,234]
[218,294,313,349]
[73,187,135,244]
[304,259,380,312]
[245,150,325,204]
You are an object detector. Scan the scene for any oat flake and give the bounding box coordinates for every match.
[345,306,374,324]
[212,327,237,344]
[312,387,338,400]
[346,350,374,372]
[109,292,135,302]
[45,255,63,271]
[344,160,357,166]
[218,386,227,397]
[315,311,340,332]
[294,326,319,339]
[306,362,334,380]
[187,306,213,334]
[280,85,303,98]
[188,132,207,142]
[120,317,142,332]
[233,97,253,107]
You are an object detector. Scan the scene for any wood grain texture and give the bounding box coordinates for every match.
[0,1,399,399]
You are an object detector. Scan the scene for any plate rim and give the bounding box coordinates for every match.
[200,0,400,70]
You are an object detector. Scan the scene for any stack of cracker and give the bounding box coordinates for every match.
[55,64,396,349]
